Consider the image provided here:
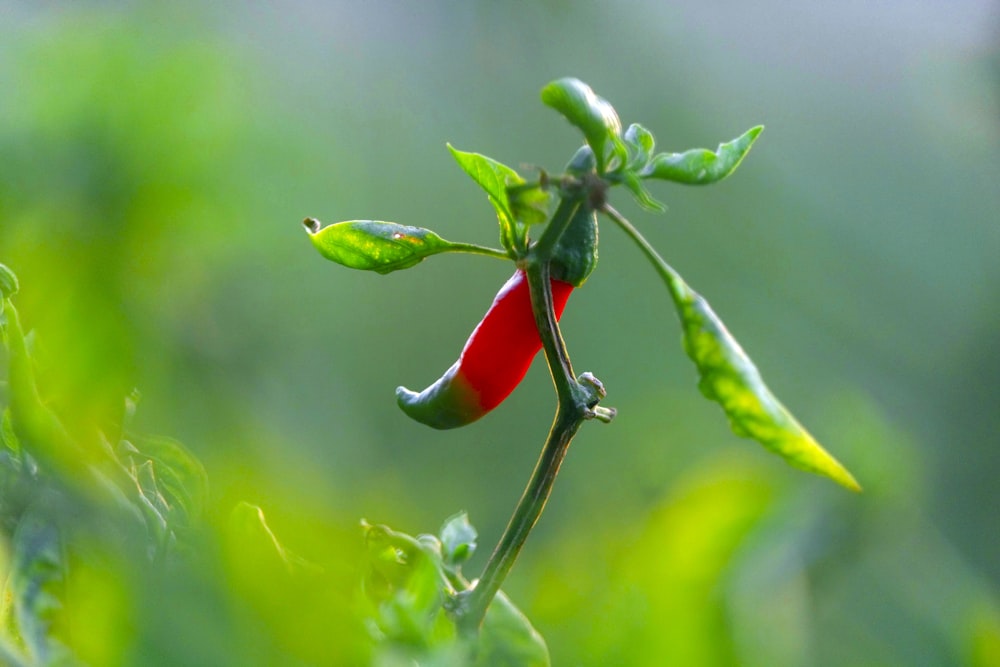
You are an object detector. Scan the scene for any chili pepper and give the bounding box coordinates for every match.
[396,269,573,429]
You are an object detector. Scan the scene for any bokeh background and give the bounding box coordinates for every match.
[2,1,999,665]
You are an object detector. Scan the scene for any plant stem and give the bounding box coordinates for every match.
[459,405,581,634]
[600,204,684,301]
[458,202,592,635]
[446,242,512,261]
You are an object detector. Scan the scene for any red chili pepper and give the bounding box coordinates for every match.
[396,269,573,429]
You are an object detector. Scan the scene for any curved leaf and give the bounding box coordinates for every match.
[607,209,860,491]
[672,280,860,491]
[624,122,655,169]
[641,126,763,185]
[447,145,529,252]
[541,78,626,173]
[621,171,665,212]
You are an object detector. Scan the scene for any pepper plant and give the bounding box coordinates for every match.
[305,77,860,649]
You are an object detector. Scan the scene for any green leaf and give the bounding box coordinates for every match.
[477,590,550,667]
[541,78,627,173]
[439,512,477,566]
[607,209,860,491]
[304,218,506,274]
[641,125,763,185]
[0,263,19,299]
[305,219,452,273]
[674,286,860,490]
[509,185,551,226]
[124,434,209,528]
[362,521,441,608]
[621,171,666,212]
[624,122,655,168]
[361,520,447,647]
[447,144,527,253]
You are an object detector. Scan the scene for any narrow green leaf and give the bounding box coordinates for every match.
[541,78,627,173]
[641,125,763,185]
[447,144,528,253]
[606,209,860,491]
[621,171,666,212]
[304,218,506,274]
[439,512,477,566]
[674,288,861,490]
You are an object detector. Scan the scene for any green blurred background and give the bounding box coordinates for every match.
[2,1,999,665]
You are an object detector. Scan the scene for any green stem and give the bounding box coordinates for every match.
[459,407,581,634]
[444,243,512,261]
[458,199,592,635]
[525,260,579,400]
[600,204,684,301]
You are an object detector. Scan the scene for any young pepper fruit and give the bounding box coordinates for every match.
[396,269,573,429]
